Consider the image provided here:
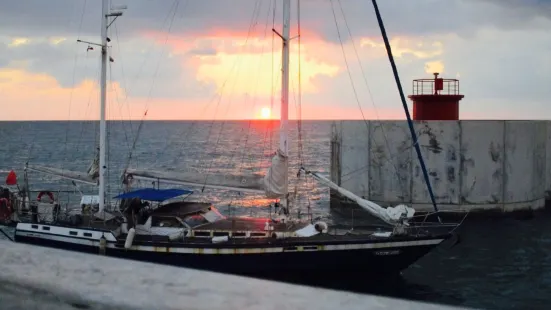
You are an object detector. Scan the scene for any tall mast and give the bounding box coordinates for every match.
[370,0,439,215]
[98,0,108,214]
[280,0,290,157]
[266,0,291,211]
[255,0,294,209]
[87,0,124,215]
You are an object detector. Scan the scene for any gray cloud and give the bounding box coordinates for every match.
[2,0,551,119]
[3,0,550,42]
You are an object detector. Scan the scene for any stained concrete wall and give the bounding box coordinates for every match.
[331,120,551,213]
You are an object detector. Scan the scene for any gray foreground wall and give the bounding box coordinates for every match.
[0,240,469,310]
[331,120,551,213]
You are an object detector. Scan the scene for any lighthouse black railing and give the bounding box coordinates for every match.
[412,78,460,96]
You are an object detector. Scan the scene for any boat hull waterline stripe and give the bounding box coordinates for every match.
[15,229,444,254]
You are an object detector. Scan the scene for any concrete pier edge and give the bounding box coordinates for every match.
[0,240,471,310]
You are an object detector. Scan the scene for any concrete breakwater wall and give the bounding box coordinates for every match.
[330,120,551,214]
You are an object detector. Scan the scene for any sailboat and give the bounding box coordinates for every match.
[7,0,465,277]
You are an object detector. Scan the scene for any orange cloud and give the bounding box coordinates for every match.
[195,51,339,96]
[424,60,445,74]
[0,68,132,121]
[7,37,30,47]
[360,37,443,59]
[141,29,342,99]
[1,29,445,121]
[0,67,405,121]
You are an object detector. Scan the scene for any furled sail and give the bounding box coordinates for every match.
[124,168,265,194]
[27,165,98,185]
[87,151,99,179]
[304,170,415,226]
[125,149,290,198]
[263,149,288,199]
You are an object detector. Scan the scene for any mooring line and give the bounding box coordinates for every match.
[0,226,14,242]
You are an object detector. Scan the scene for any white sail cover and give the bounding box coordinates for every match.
[125,149,289,198]
[263,149,288,199]
[307,170,415,226]
[124,168,265,194]
[27,165,98,185]
[87,152,99,179]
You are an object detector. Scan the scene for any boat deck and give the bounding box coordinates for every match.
[50,214,122,232]
[146,201,211,217]
[117,227,448,247]
[194,217,309,232]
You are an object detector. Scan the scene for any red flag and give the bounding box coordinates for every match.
[5,170,17,186]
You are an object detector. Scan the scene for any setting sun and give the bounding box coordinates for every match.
[260,107,271,119]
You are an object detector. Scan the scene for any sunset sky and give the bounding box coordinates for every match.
[1,0,550,121]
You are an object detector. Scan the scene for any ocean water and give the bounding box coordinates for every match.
[1,120,550,310]
[0,120,331,218]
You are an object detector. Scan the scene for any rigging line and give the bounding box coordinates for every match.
[328,0,368,132]
[206,0,263,168]
[296,0,304,167]
[193,0,263,174]
[260,21,282,176]
[329,0,411,203]
[168,95,219,167]
[145,2,218,168]
[291,80,305,185]
[72,45,95,158]
[270,0,277,152]
[108,61,123,193]
[370,0,439,214]
[156,108,208,169]
[123,109,147,177]
[73,44,94,148]
[122,0,183,170]
[261,11,283,170]
[237,0,275,174]
[199,0,262,178]
[130,0,185,169]
[127,0,180,89]
[75,62,101,153]
[336,0,380,120]
[336,0,407,198]
[0,227,14,242]
[113,22,133,152]
[261,57,282,171]
[107,62,114,196]
[110,66,131,153]
[61,0,88,167]
[201,1,264,195]
[142,0,182,114]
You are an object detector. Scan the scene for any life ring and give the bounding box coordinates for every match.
[37,191,55,203]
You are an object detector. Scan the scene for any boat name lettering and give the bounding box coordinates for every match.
[374,250,401,256]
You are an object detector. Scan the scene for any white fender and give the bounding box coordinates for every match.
[124,228,135,249]
[169,230,185,241]
[212,236,229,243]
[314,221,328,233]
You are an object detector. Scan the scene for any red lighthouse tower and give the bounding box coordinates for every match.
[408,73,464,120]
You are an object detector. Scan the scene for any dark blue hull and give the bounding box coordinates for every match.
[14,234,444,277]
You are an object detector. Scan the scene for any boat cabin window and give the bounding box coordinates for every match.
[179,207,224,228]
[204,207,224,222]
[183,213,208,227]
[151,216,184,228]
